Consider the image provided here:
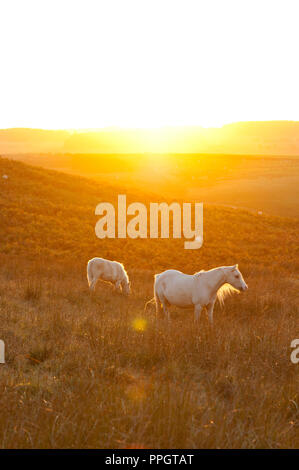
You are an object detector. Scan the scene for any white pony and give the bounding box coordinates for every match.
[87,257,131,295]
[145,265,248,323]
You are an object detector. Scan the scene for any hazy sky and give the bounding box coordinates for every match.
[1,0,298,129]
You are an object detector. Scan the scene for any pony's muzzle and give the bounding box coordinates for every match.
[241,285,248,291]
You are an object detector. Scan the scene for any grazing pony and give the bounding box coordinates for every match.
[145,264,248,323]
[87,257,131,295]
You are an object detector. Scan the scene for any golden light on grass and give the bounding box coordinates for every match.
[132,317,147,332]
[125,383,146,403]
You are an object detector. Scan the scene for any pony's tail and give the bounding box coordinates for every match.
[144,297,155,313]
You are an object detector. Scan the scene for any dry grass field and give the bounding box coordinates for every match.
[0,156,298,448]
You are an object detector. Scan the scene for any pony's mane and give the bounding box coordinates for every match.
[116,261,129,283]
[194,269,205,276]
[123,270,129,283]
[217,283,239,306]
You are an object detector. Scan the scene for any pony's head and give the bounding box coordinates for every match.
[123,279,131,296]
[225,264,248,291]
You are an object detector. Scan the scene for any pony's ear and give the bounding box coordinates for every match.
[230,264,238,271]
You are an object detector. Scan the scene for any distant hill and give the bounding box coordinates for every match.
[0,128,70,154]
[0,121,299,155]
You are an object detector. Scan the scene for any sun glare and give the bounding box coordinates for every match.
[0,0,298,130]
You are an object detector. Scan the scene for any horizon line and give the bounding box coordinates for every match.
[1,120,299,132]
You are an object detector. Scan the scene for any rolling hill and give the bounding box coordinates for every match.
[0,157,298,448]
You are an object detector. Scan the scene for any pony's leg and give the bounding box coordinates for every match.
[89,278,97,291]
[194,304,202,322]
[206,300,215,324]
[115,280,122,293]
[161,300,170,321]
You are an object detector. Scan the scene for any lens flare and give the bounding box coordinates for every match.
[132,317,147,332]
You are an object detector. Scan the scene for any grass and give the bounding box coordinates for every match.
[0,156,298,448]
[23,280,43,301]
